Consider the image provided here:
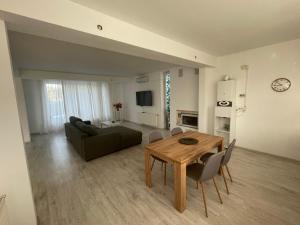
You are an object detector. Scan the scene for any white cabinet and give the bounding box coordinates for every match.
[137,112,159,127]
[217,80,236,102]
[214,108,236,147]
[214,80,236,147]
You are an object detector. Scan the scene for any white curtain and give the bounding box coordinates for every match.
[41,79,112,132]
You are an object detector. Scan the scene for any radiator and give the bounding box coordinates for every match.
[137,112,159,127]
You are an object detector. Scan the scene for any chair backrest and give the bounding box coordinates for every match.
[149,131,163,143]
[171,127,183,136]
[222,139,236,166]
[200,151,225,182]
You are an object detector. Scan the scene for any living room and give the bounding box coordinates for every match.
[0,1,299,225]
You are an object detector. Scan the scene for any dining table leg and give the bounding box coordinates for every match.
[218,139,224,152]
[218,139,224,174]
[145,149,152,187]
[174,162,186,212]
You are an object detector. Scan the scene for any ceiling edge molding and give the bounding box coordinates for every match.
[20,69,131,82]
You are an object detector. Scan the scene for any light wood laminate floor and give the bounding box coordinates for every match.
[25,122,300,225]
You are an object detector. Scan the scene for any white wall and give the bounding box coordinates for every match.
[215,39,300,160]
[123,71,164,128]
[169,67,199,129]
[22,79,43,134]
[13,75,31,142]
[0,19,36,225]
[121,67,199,129]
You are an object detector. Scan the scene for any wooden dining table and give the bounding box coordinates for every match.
[144,131,224,212]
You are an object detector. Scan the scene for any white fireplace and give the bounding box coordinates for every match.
[176,110,198,129]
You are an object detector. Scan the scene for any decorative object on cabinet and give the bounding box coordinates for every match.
[271,78,291,92]
[223,74,230,81]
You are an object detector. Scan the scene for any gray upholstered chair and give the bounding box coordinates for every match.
[200,139,236,194]
[171,127,183,136]
[149,131,167,185]
[187,151,225,217]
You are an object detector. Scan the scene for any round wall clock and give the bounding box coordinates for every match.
[271,78,291,92]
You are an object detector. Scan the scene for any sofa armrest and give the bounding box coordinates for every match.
[82,133,121,161]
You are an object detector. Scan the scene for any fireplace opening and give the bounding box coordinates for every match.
[176,110,198,129]
[182,115,198,127]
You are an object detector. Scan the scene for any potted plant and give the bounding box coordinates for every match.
[113,102,122,121]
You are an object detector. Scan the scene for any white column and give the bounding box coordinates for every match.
[13,75,31,143]
[198,67,208,133]
[0,20,37,225]
[198,67,224,134]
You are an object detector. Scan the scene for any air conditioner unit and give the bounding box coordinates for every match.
[136,75,149,83]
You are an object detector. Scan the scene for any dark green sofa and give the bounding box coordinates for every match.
[64,116,142,161]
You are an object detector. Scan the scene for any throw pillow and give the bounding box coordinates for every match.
[69,116,82,125]
[75,121,98,136]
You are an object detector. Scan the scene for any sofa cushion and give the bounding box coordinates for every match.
[69,116,82,125]
[94,127,120,135]
[74,121,98,136]
[95,126,142,147]
[117,126,142,148]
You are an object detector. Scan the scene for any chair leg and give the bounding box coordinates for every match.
[151,159,156,171]
[225,165,233,182]
[200,182,208,217]
[212,177,223,204]
[196,180,199,189]
[163,163,167,185]
[221,166,229,194]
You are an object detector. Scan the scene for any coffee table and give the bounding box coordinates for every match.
[100,121,121,128]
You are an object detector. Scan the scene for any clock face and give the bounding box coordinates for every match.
[271,78,291,92]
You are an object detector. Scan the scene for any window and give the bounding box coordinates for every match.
[42,79,111,132]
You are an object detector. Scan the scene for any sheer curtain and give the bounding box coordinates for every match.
[41,79,111,132]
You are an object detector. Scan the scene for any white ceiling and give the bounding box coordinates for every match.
[8,31,176,76]
[72,0,300,56]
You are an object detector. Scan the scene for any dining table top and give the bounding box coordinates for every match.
[145,131,224,164]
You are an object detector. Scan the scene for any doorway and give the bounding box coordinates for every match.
[164,71,171,129]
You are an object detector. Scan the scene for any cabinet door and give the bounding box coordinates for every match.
[215,107,231,118]
[217,80,235,102]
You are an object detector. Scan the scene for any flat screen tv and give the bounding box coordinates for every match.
[136,91,152,106]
